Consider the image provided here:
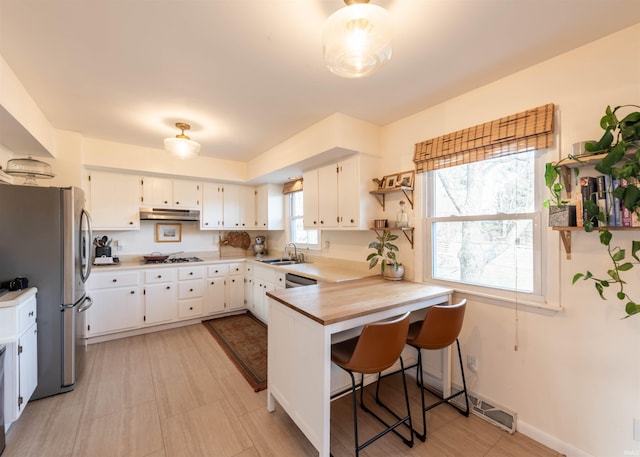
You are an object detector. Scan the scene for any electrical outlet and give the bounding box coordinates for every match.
[467,355,478,373]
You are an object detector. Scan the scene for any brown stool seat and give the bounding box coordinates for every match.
[330,311,413,456]
[407,299,469,441]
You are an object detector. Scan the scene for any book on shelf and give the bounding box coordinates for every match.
[580,176,598,227]
[620,178,632,227]
[573,189,583,227]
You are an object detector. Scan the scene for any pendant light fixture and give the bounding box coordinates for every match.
[323,0,393,79]
[164,122,201,158]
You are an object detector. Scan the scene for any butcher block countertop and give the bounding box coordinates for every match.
[266,276,453,325]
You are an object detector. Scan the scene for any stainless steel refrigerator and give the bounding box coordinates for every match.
[0,185,93,399]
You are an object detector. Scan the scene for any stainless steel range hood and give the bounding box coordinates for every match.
[140,207,200,221]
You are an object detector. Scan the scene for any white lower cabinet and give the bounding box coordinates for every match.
[144,269,177,325]
[88,271,141,335]
[252,265,285,322]
[205,263,244,314]
[0,289,38,429]
[87,261,250,339]
[177,266,204,320]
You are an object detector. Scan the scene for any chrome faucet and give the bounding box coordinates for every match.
[284,242,298,261]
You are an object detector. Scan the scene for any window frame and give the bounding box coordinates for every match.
[287,191,321,251]
[423,151,548,304]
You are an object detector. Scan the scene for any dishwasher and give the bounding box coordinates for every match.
[285,273,318,288]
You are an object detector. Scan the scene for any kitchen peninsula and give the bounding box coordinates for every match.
[266,277,453,457]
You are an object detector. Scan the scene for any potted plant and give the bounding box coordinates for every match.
[571,104,640,317]
[544,160,577,226]
[367,230,404,280]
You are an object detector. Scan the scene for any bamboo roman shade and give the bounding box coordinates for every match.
[413,103,555,173]
[282,178,303,194]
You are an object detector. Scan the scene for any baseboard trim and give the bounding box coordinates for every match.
[517,420,591,457]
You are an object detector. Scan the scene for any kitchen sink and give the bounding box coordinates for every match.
[257,258,302,266]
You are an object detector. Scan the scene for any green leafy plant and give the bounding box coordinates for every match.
[367,230,400,273]
[571,104,640,317]
[544,162,571,208]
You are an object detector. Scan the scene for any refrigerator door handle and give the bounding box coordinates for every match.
[77,296,93,313]
[80,208,93,283]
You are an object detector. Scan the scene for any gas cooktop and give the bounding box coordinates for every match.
[144,257,204,264]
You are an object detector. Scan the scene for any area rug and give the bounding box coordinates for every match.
[203,312,267,392]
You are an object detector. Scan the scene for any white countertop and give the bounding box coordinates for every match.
[90,253,377,283]
[0,287,37,308]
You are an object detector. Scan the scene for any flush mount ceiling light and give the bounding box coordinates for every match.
[164,122,201,158]
[322,0,393,79]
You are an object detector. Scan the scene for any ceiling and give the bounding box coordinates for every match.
[1,1,639,163]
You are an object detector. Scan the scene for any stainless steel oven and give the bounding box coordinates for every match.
[285,273,318,288]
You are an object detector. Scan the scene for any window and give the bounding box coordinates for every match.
[289,191,320,249]
[427,151,541,295]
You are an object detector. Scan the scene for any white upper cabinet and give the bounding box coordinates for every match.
[172,179,201,208]
[88,170,141,230]
[240,186,256,229]
[303,169,319,228]
[201,182,224,230]
[222,184,256,229]
[256,184,284,230]
[303,155,376,230]
[141,176,201,209]
[222,184,242,228]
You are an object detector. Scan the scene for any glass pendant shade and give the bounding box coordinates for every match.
[164,122,201,158]
[323,2,393,78]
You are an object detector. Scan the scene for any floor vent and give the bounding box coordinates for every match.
[450,387,517,434]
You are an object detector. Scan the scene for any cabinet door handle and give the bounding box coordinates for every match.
[189,272,193,275]
[166,286,171,290]
[189,306,193,311]
[112,279,118,282]
[189,288,194,292]
[320,220,324,224]
[157,275,162,278]
[130,290,135,294]
[28,311,34,317]
[205,222,209,226]
[231,279,235,283]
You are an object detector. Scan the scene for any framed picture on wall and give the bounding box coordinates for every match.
[384,174,398,189]
[155,223,182,242]
[398,170,415,188]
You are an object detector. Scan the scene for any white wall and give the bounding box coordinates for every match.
[378,24,640,457]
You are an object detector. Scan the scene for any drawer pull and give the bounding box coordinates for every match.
[130,290,135,294]
[189,306,193,311]
[166,286,171,290]
[112,279,117,282]
[189,288,194,292]
[157,275,162,279]
[189,272,193,276]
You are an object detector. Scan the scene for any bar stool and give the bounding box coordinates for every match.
[406,299,469,441]
[330,312,413,456]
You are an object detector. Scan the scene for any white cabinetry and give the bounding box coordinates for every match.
[141,177,201,209]
[223,184,256,229]
[244,263,254,308]
[302,155,376,230]
[88,271,141,335]
[227,263,245,310]
[256,184,284,230]
[88,170,140,230]
[0,288,38,429]
[252,265,285,322]
[205,264,228,314]
[144,269,177,325]
[205,263,244,314]
[201,182,224,230]
[177,266,204,319]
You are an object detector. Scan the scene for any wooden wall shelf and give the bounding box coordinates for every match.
[370,227,414,249]
[552,226,640,259]
[369,187,414,210]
